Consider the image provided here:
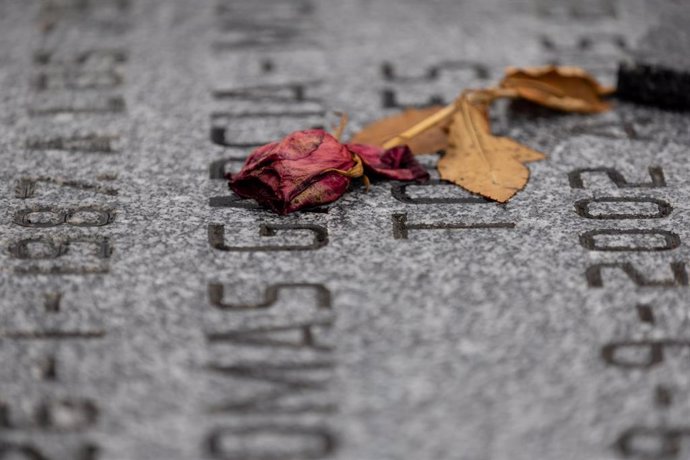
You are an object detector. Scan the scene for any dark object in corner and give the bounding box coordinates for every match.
[616,0,690,111]
[617,62,690,111]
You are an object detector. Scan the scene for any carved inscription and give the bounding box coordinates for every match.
[208,224,328,251]
[204,284,338,458]
[208,283,331,310]
[207,425,336,460]
[574,197,672,220]
[4,2,131,456]
[579,229,681,252]
[571,164,688,457]
[392,213,515,240]
[203,2,339,458]
[380,60,490,109]
[391,180,488,204]
[15,176,119,199]
[568,167,666,189]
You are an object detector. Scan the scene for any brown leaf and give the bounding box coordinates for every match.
[350,106,450,154]
[438,90,545,203]
[500,65,614,113]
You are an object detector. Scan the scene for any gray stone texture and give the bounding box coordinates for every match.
[0,1,689,459]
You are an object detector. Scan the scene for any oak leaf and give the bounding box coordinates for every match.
[350,106,450,154]
[437,90,545,203]
[500,66,615,113]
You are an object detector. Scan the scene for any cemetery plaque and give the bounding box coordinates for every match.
[1,0,689,459]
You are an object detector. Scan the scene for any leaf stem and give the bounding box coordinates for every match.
[381,88,519,150]
[381,102,458,150]
[332,112,348,142]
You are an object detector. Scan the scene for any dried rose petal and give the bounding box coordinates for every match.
[229,129,356,215]
[228,130,430,214]
[347,144,430,182]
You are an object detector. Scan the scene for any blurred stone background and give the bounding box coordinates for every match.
[0,0,689,459]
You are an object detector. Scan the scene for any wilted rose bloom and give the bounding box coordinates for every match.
[347,143,429,182]
[229,129,356,215]
[229,129,428,214]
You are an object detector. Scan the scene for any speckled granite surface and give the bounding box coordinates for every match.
[1,1,690,459]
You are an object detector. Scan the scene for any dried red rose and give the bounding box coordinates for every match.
[228,129,428,214]
[346,143,429,182]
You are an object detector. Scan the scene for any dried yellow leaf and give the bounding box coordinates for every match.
[346,65,607,203]
[350,106,450,154]
[438,90,545,203]
[500,65,614,113]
